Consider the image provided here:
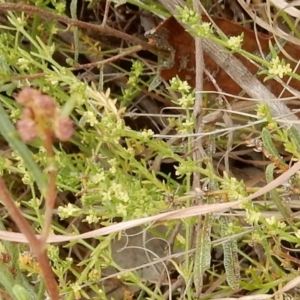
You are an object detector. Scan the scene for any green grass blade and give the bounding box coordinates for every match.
[0,261,17,299]
[12,285,31,300]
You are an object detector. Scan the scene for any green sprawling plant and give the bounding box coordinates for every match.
[0,0,299,299]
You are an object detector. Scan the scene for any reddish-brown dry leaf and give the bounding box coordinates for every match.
[151,16,300,98]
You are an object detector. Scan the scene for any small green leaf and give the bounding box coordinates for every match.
[193,214,212,296]
[268,40,278,58]
[148,75,163,91]
[265,163,294,227]
[12,284,31,300]
[288,126,300,155]
[220,216,240,290]
[262,128,288,170]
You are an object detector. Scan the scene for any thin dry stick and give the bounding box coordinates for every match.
[9,45,142,81]
[162,276,185,299]
[203,68,233,173]
[0,291,13,300]
[70,45,142,70]
[192,0,207,297]
[192,0,206,183]
[101,0,111,27]
[0,178,59,300]
[157,0,300,134]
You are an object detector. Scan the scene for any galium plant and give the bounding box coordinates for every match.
[0,4,193,299]
[0,1,300,299]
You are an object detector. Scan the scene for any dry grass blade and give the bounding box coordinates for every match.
[269,0,300,18]
[214,295,273,300]
[0,200,243,243]
[237,0,300,45]
[275,275,300,294]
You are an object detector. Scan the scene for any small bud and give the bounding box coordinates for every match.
[17,117,37,142]
[54,116,74,141]
[34,95,56,118]
[15,87,41,107]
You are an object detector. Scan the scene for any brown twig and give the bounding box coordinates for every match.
[8,45,142,81]
[162,276,185,299]
[101,0,111,27]
[70,45,142,70]
[0,178,59,300]
[192,0,206,190]
[0,289,14,300]
[191,2,207,297]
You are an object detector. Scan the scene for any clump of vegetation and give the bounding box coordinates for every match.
[0,1,300,299]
